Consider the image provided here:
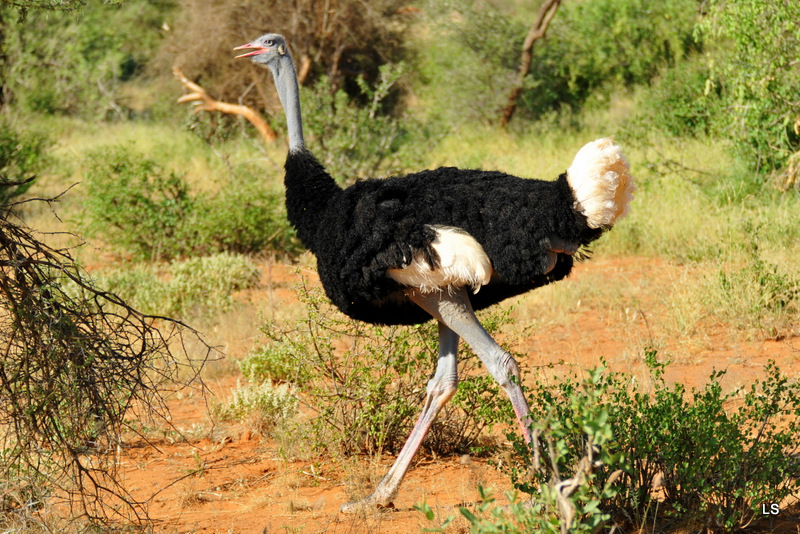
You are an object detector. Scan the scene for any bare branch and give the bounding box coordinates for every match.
[0,198,217,528]
[173,66,277,144]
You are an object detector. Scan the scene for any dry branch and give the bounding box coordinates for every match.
[173,66,277,144]
[0,195,215,527]
[500,0,562,128]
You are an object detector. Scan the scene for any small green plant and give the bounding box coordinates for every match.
[256,276,508,457]
[417,367,624,533]
[698,225,800,337]
[212,380,298,436]
[240,343,311,385]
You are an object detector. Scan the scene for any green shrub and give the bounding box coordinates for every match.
[419,0,700,125]
[191,174,299,256]
[500,352,800,531]
[418,367,624,533]
[257,277,509,457]
[0,120,47,207]
[637,0,800,175]
[301,63,425,182]
[701,240,800,338]
[1,1,170,118]
[95,252,261,319]
[633,57,717,138]
[82,145,196,260]
[81,145,298,260]
[240,343,311,385]
[212,380,298,436]
[695,0,800,174]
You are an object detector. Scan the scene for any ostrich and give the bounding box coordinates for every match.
[235,33,634,512]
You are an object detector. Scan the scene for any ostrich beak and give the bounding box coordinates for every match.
[234,42,269,59]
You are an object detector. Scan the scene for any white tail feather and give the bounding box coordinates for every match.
[567,138,634,229]
[387,226,492,293]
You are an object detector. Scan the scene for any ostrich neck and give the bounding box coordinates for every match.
[270,57,305,153]
[270,54,341,253]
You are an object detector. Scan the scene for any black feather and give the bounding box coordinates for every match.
[284,150,604,326]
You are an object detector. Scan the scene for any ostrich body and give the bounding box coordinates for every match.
[235,34,634,512]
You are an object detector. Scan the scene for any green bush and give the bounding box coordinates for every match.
[419,0,700,125]
[633,57,717,138]
[81,145,298,260]
[95,252,261,319]
[695,0,800,174]
[636,0,800,175]
[501,352,800,531]
[418,367,624,533]
[256,277,509,457]
[702,243,800,338]
[0,120,47,207]
[1,1,170,118]
[82,145,195,261]
[300,63,425,182]
[240,343,312,385]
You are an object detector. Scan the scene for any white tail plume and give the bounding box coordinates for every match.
[566,138,634,229]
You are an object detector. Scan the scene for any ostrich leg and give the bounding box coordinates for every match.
[409,288,536,446]
[340,322,460,512]
[340,287,537,513]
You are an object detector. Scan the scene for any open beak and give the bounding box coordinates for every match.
[234,42,269,59]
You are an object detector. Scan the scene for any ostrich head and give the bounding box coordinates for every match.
[234,32,304,152]
[234,33,291,66]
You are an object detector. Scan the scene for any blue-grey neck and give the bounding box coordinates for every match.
[269,54,305,153]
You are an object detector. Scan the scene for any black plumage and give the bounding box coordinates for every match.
[285,148,603,325]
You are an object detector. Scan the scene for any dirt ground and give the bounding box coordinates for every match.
[118,257,800,533]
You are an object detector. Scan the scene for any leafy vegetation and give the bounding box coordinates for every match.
[0,119,46,206]
[506,353,800,531]
[301,63,426,181]
[82,145,297,260]
[1,1,170,118]
[91,252,261,319]
[211,380,298,437]
[419,354,800,532]
[695,0,800,174]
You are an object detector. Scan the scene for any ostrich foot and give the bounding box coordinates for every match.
[339,493,396,513]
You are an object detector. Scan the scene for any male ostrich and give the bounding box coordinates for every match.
[235,33,634,512]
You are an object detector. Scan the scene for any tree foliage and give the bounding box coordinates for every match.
[696,0,800,173]
[0,0,169,117]
[420,0,700,126]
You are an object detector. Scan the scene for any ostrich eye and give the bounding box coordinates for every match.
[266,39,274,46]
